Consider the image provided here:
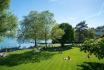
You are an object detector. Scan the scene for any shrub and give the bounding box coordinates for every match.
[80,38,104,59]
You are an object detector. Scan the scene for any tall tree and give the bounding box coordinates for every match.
[21,11,44,47]
[75,21,88,43]
[0,0,17,52]
[52,23,74,47]
[0,0,11,37]
[40,11,55,47]
[0,0,17,41]
[59,23,74,47]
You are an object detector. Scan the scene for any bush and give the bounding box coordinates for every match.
[80,38,104,59]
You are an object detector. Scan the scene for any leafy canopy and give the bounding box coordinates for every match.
[81,38,104,59]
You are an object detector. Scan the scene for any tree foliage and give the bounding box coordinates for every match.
[20,11,43,47]
[75,21,88,43]
[51,24,64,42]
[0,0,17,40]
[0,0,10,12]
[81,38,104,59]
[20,11,55,47]
[5,12,17,37]
[0,12,17,41]
[0,0,11,36]
[75,21,95,43]
[39,11,55,47]
[59,23,74,43]
[85,28,95,39]
[52,23,74,47]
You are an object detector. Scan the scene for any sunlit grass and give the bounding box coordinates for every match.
[0,47,104,70]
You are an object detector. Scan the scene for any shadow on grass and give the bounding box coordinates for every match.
[78,62,104,70]
[42,45,72,52]
[0,50,55,67]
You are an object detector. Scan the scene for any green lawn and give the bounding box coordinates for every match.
[0,47,104,70]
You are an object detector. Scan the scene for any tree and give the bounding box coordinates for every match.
[0,0,17,41]
[0,0,11,37]
[0,0,17,51]
[20,11,55,48]
[40,11,55,47]
[0,12,17,37]
[75,21,88,43]
[0,0,17,52]
[0,0,10,12]
[59,23,74,47]
[1,12,17,52]
[5,12,17,37]
[52,23,74,47]
[51,24,64,43]
[81,37,104,59]
[21,11,43,47]
[85,28,96,39]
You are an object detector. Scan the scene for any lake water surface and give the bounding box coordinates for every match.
[0,38,52,49]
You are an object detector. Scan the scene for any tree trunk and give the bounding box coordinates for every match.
[45,33,47,48]
[33,33,37,52]
[45,28,47,48]
[34,32,37,48]
[35,38,37,47]
[78,31,81,43]
[61,42,64,47]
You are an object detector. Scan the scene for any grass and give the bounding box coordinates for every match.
[0,47,104,70]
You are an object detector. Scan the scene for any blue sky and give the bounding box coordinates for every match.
[10,0,104,27]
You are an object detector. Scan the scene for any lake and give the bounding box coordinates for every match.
[0,37,52,49]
